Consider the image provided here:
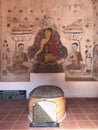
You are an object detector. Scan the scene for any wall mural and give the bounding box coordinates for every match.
[28,28,68,73]
[0,0,98,81]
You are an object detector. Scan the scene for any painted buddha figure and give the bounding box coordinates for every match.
[28,28,68,72]
[34,28,59,64]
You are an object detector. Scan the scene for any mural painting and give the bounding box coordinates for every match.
[0,0,98,81]
[28,28,68,73]
[93,44,98,80]
[0,0,1,80]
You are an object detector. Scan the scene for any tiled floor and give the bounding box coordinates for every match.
[0,98,98,130]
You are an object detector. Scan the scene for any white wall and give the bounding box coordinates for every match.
[0,73,98,98]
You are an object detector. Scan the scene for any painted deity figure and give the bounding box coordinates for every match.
[13,43,28,69]
[85,44,92,73]
[66,42,85,72]
[28,28,68,73]
[1,40,10,76]
[8,43,32,74]
[34,28,59,64]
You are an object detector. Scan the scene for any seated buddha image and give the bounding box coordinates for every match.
[28,28,68,73]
